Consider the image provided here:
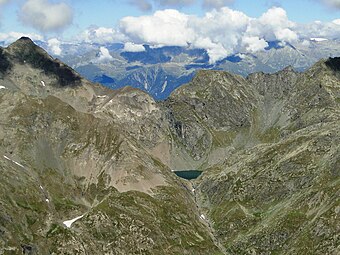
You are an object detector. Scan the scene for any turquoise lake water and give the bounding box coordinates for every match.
[174,170,203,180]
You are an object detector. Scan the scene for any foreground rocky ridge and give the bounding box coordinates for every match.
[0,38,339,254]
[0,38,219,254]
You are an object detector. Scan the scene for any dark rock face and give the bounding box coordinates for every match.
[7,37,81,86]
[325,57,340,72]
[0,48,12,74]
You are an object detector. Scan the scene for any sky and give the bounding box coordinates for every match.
[0,0,339,62]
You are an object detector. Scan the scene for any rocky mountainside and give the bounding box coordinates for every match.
[0,38,219,254]
[165,57,340,254]
[37,39,340,100]
[0,38,339,254]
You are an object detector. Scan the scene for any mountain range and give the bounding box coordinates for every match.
[31,38,340,100]
[0,37,339,254]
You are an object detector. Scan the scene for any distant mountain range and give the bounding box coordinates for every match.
[32,39,340,100]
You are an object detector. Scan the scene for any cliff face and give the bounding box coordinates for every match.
[0,38,339,254]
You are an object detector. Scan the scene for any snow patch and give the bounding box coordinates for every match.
[200,214,206,220]
[0,86,6,90]
[41,81,46,87]
[310,38,328,42]
[144,81,148,90]
[63,215,84,228]
[46,199,50,203]
[161,79,168,93]
[3,155,25,168]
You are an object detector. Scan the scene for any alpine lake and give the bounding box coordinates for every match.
[173,170,203,180]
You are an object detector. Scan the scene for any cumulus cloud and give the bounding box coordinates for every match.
[333,19,340,25]
[81,26,127,44]
[120,9,195,46]
[295,20,340,40]
[155,0,195,7]
[127,0,195,11]
[203,0,234,9]
[19,0,73,33]
[123,42,146,52]
[74,6,340,63]
[96,47,113,63]
[242,36,268,53]
[0,0,10,5]
[246,7,298,42]
[47,38,62,55]
[119,7,301,63]
[0,31,43,45]
[322,0,340,9]
[128,0,152,11]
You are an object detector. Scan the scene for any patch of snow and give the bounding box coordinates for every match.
[0,86,6,90]
[161,79,168,93]
[192,188,195,193]
[45,199,50,203]
[41,81,46,87]
[200,214,206,220]
[3,155,25,168]
[40,185,44,190]
[97,95,107,98]
[63,215,84,228]
[144,81,148,90]
[310,38,328,42]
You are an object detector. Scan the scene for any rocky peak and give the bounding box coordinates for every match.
[6,37,81,87]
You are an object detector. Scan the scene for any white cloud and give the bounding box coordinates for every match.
[242,36,268,53]
[295,20,340,40]
[120,9,195,46]
[323,0,340,9]
[0,31,43,45]
[203,0,234,9]
[155,0,195,7]
[123,42,145,52]
[75,6,340,63]
[19,0,73,33]
[81,27,127,44]
[333,19,340,25]
[189,7,250,59]
[246,7,298,43]
[128,0,152,11]
[47,38,62,55]
[96,46,113,63]
[119,7,300,63]
[0,0,10,5]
